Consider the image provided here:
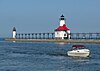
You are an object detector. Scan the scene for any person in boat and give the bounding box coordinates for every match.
[72,45,85,50]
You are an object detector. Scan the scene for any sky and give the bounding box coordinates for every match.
[0,0,100,37]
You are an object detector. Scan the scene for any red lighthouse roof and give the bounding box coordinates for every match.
[55,24,69,31]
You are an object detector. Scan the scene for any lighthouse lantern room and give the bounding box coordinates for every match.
[54,15,71,39]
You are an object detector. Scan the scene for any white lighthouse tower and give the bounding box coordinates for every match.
[12,27,16,39]
[55,15,71,39]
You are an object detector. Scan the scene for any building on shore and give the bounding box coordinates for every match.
[54,15,71,39]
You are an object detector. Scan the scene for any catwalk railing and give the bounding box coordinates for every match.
[15,33,100,39]
[16,33,54,39]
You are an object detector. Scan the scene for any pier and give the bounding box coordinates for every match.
[6,32,100,44]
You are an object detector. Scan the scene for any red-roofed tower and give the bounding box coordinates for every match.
[54,15,71,39]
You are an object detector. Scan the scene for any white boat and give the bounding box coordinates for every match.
[67,45,90,57]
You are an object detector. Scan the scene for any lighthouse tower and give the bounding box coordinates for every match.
[54,15,71,39]
[12,27,16,39]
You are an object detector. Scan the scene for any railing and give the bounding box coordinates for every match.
[16,33,54,39]
[15,33,100,39]
[71,33,100,39]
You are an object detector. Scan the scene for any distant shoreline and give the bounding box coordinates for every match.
[5,38,100,44]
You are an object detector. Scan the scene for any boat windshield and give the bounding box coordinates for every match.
[72,45,85,49]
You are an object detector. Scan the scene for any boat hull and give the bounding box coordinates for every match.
[67,49,90,57]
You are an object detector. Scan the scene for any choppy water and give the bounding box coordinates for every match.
[0,39,100,71]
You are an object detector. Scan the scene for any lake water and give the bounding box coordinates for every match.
[0,38,100,71]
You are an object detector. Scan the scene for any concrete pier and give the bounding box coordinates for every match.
[5,38,100,44]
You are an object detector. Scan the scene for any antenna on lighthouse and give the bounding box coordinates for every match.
[12,27,16,39]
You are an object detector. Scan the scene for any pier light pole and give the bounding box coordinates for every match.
[39,33,41,39]
[47,33,49,39]
[28,33,30,39]
[89,33,92,39]
[98,33,100,39]
[96,33,100,39]
[43,33,45,39]
[83,33,86,39]
[70,33,74,39]
[16,33,17,39]
[18,34,20,39]
[51,33,54,39]
[32,33,34,39]
[35,33,37,39]
[76,33,79,39]
[25,34,27,39]
[21,34,23,39]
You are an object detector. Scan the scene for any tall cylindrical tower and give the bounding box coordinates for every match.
[59,15,66,26]
[12,27,16,39]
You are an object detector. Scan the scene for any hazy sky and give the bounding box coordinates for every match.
[0,0,100,37]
